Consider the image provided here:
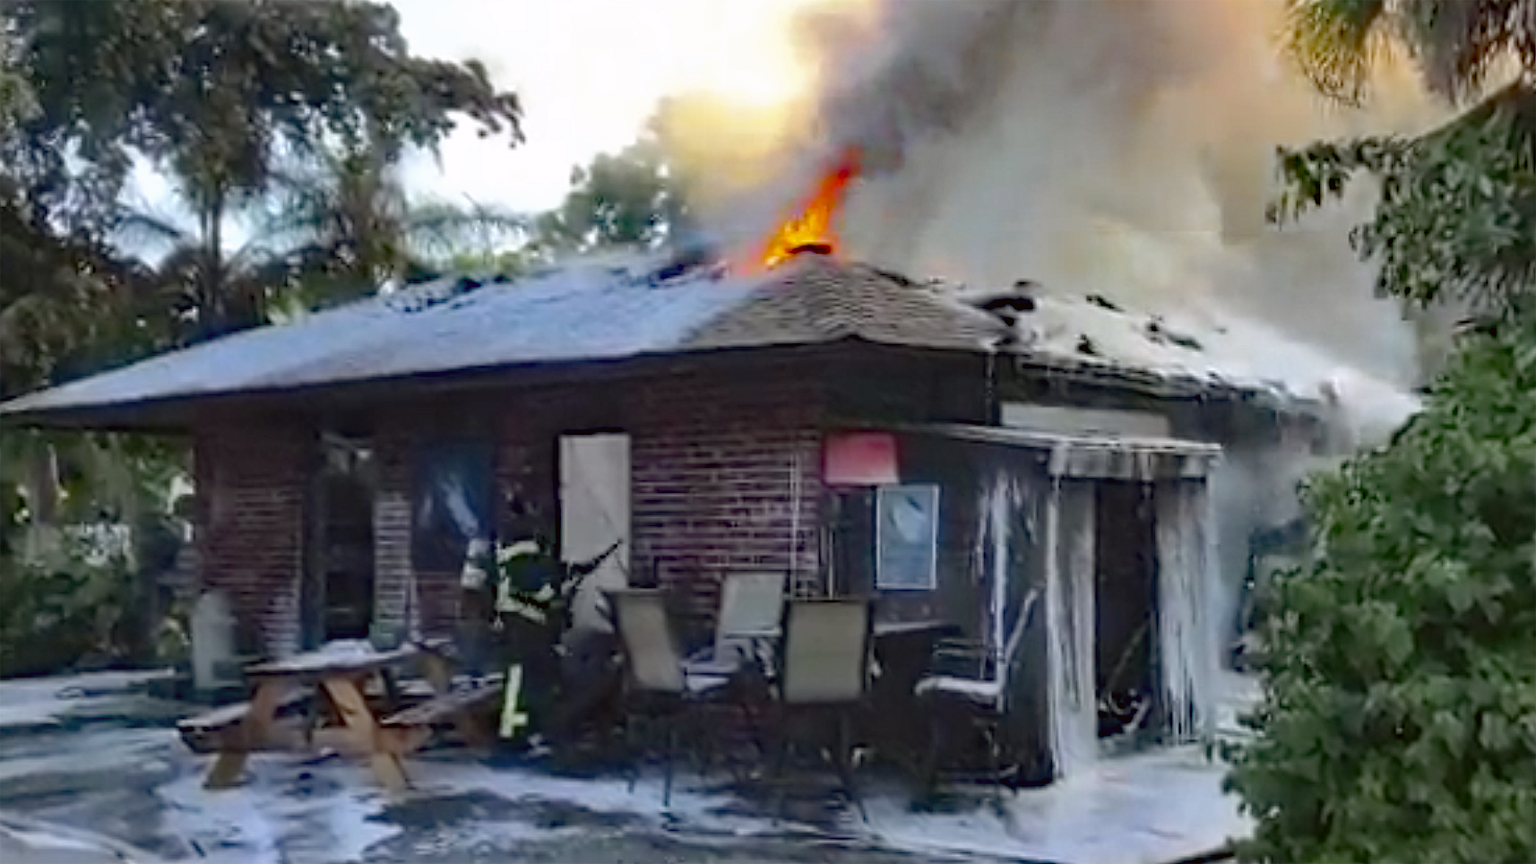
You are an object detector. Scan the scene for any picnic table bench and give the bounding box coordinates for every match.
[187,639,500,793]
[177,687,310,755]
[377,676,503,756]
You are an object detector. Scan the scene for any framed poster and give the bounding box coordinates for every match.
[876,484,940,591]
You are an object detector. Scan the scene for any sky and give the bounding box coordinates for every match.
[388,0,832,214]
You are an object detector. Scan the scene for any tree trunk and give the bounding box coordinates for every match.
[21,440,61,563]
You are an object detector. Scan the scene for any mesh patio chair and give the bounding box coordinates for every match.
[610,588,729,807]
[685,571,785,675]
[769,596,874,822]
[914,588,1042,803]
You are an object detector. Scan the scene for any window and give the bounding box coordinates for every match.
[875,484,940,591]
[410,438,494,573]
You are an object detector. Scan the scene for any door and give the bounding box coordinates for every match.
[303,433,377,648]
[559,433,631,635]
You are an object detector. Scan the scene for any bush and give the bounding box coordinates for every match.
[1226,321,1536,863]
[0,545,135,678]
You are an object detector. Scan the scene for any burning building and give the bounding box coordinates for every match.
[0,146,1378,782]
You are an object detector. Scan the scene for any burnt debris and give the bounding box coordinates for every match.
[647,232,720,285]
[1145,317,1203,352]
[970,281,1040,328]
[1086,293,1122,313]
[386,274,502,314]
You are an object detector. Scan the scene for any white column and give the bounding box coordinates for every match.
[1045,477,1097,778]
[1155,479,1217,742]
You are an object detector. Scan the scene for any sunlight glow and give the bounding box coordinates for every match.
[390,0,866,211]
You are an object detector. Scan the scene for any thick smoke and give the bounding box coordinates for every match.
[668,0,1454,688]
[692,0,1445,420]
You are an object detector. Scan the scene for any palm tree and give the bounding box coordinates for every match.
[1285,0,1536,106]
[259,145,527,311]
[119,143,528,339]
[115,202,293,345]
[1277,0,1536,324]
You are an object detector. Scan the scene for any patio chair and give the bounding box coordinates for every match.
[914,588,1042,803]
[769,596,873,822]
[685,571,785,675]
[610,588,729,807]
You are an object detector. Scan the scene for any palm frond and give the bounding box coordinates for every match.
[1284,0,1393,104]
[401,199,529,260]
[1403,0,1532,102]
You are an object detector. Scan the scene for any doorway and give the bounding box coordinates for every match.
[304,433,377,647]
[1093,481,1157,741]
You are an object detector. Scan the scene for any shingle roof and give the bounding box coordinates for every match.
[2,249,1401,429]
[0,252,1003,423]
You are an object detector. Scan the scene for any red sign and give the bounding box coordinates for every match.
[823,432,899,486]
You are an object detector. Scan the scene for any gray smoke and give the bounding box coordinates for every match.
[670,0,1450,689]
[693,0,1445,411]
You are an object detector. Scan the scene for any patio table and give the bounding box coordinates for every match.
[202,640,462,793]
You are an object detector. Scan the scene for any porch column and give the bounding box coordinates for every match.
[1045,477,1097,778]
[193,421,309,659]
[372,430,418,643]
[1154,478,1217,742]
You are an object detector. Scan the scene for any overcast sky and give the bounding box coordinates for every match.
[389,0,826,214]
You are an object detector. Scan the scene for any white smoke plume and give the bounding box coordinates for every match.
[680,0,1446,440]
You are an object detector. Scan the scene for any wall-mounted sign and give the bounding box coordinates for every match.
[876,484,940,591]
[823,432,899,486]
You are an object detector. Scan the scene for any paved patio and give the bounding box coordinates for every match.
[0,670,1249,864]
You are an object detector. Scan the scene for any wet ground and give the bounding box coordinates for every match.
[0,671,1247,864]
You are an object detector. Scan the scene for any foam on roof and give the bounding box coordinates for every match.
[0,251,1408,426]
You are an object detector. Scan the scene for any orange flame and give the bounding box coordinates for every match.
[760,147,861,268]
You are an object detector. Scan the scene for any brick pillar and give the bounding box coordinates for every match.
[372,426,417,641]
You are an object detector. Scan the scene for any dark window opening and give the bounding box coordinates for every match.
[306,433,377,646]
[1094,481,1157,741]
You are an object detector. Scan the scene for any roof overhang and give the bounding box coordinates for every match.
[886,422,1223,481]
[0,341,972,433]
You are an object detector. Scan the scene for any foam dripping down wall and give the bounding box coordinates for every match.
[1156,480,1218,744]
[1046,480,1097,778]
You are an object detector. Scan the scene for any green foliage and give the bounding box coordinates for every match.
[532,130,693,256]
[0,539,137,678]
[1269,83,1536,319]
[259,145,527,310]
[10,0,522,224]
[0,0,526,353]
[1226,321,1536,863]
[0,1,527,663]
[1283,1,1536,104]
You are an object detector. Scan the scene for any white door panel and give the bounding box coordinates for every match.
[559,434,631,637]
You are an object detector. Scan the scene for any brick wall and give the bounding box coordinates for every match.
[197,359,837,653]
[371,423,420,639]
[193,419,310,658]
[626,371,824,602]
[364,363,828,644]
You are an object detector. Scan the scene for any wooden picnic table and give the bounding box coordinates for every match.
[200,639,494,793]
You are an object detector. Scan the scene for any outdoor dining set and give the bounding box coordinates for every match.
[177,570,1040,816]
